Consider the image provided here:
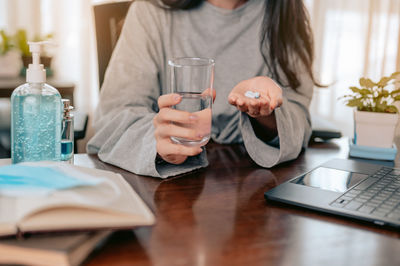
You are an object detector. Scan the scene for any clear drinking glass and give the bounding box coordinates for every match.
[168,57,215,146]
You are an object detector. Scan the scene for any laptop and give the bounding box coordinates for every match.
[264,158,400,228]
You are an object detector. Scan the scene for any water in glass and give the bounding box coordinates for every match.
[171,92,212,146]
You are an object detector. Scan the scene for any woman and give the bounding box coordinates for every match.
[87,0,319,178]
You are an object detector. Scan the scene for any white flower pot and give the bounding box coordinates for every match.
[0,50,22,78]
[354,109,398,148]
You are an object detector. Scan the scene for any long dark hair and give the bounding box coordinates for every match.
[157,0,320,90]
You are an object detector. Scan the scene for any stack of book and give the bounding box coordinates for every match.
[0,163,155,266]
[0,231,110,266]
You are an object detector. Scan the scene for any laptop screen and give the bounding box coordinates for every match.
[291,167,368,193]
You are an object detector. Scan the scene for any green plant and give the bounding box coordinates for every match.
[342,71,400,113]
[15,29,29,56]
[14,29,53,57]
[0,30,13,55]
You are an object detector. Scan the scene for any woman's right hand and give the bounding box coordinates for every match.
[153,94,204,165]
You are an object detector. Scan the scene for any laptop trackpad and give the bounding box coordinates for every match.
[291,167,369,193]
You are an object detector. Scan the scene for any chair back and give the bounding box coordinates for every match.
[93,1,132,88]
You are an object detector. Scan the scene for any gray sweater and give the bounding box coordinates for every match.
[87,0,313,178]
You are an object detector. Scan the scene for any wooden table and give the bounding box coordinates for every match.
[69,137,400,266]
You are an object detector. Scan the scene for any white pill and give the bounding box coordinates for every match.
[245,91,260,99]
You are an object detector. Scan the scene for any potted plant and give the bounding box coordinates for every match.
[0,30,22,78]
[15,29,54,77]
[342,71,400,148]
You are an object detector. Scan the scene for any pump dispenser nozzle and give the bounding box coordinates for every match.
[26,41,51,83]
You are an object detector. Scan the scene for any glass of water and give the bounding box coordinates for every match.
[168,57,215,146]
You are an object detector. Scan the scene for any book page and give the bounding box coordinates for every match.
[0,159,17,235]
[0,196,18,236]
[0,164,154,235]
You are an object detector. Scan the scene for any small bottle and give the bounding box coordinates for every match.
[61,99,74,163]
[11,41,62,164]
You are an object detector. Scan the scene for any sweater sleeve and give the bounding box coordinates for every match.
[87,2,208,178]
[239,66,313,168]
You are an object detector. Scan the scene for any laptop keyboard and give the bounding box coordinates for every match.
[330,167,400,220]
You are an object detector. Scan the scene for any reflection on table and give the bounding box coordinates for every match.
[69,137,400,266]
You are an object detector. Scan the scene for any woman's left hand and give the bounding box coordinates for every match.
[228,76,283,118]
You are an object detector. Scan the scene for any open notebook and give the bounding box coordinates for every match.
[0,162,155,237]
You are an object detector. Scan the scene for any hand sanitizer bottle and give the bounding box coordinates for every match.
[61,99,74,163]
[11,41,62,164]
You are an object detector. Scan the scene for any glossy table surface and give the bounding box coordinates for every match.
[73,137,400,266]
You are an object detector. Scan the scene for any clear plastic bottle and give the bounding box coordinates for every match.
[11,42,62,164]
[61,99,74,163]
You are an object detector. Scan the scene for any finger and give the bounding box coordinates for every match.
[162,154,188,165]
[231,93,249,106]
[276,96,283,107]
[156,108,198,125]
[259,98,272,116]
[157,139,203,158]
[269,97,277,110]
[268,90,283,110]
[247,99,261,117]
[228,94,238,105]
[236,98,248,113]
[212,89,216,102]
[158,93,182,108]
[269,97,283,110]
[155,123,203,140]
[202,88,216,103]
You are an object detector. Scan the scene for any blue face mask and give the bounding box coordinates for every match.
[0,164,99,196]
